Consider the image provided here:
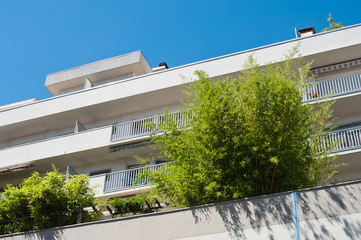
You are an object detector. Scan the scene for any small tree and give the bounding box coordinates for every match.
[143,46,337,207]
[0,167,100,235]
[321,13,344,32]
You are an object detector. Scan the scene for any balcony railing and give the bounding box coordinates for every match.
[103,163,167,193]
[110,73,361,142]
[318,126,361,153]
[111,111,192,142]
[303,72,361,102]
[103,127,361,195]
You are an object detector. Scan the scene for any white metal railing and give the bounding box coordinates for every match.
[318,126,361,153]
[111,111,192,141]
[110,74,361,142]
[103,163,167,193]
[304,73,361,102]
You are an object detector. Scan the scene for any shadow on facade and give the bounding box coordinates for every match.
[191,191,294,239]
[297,182,361,239]
[22,228,64,240]
[190,181,361,239]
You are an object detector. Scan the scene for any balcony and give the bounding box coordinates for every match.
[320,126,361,154]
[111,111,191,142]
[89,163,167,198]
[2,71,361,157]
[2,71,361,179]
[303,72,361,102]
[109,73,361,142]
[93,126,361,198]
[104,163,166,193]
[0,110,189,173]
[0,125,113,170]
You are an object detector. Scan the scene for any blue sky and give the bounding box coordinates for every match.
[0,1,360,106]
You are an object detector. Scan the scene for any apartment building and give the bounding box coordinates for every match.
[1,24,361,200]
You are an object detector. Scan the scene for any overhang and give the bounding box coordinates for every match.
[45,51,152,96]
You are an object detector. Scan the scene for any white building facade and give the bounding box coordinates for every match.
[1,24,361,199]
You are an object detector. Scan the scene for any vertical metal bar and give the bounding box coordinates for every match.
[292,192,301,240]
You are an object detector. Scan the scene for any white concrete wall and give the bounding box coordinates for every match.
[0,125,112,169]
[297,180,361,240]
[2,180,361,240]
[89,174,106,197]
[0,102,182,149]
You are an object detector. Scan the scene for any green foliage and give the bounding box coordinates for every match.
[0,167,100,235]
[143,46,337,207]
[107,195,157,215]
[321,13,344,32]
[126,196,145,214]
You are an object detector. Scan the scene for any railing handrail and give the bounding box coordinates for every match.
[319,125,361,153]
[112,111,181,128]
[103,163,167,193]
[111,110,192,142]
[310,72,360,85]
[304,72,361,102]
[326,125,361,134]
[105,162,167,176]
[112,109,191,127]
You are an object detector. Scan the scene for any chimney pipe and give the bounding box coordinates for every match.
[152,62,169,72]
[297,27,316,37]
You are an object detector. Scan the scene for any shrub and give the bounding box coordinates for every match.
[0,167,100,235]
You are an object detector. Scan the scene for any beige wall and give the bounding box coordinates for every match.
[2,180,361,240]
